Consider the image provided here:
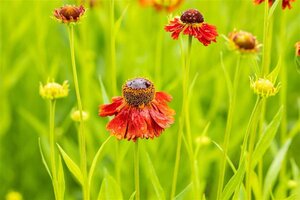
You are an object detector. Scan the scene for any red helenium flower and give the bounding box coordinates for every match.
[99,78,175,141]
[54,5,85,24]
[164,9,218,46]
[253,0,296,9]
[139,0,184,12]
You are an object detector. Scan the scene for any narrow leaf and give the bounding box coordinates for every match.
[38,138,52,179]
[145,152,166,200]
[98,171,123,200]
[57,144,83,185]
[88,136,112,188]
[58,155,65,200]
[267,56,281,83]
[222,159,246,200]
[128,191,136,200]
[98,75,109,104]
[115,5,129,35]
[252,106,283,167]
[268,0,281,20]
[220,52,233,98]
[263,139,292,199]
[174,183,192,200]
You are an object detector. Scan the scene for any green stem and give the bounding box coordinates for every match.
[154,16,164,88]
[110,0,117,96]
[261,0,270,75]
[49,100,59,200]
[68,25,89,200]
[134,141,140,200]
[217,54,241,200]
[170,36,193,199]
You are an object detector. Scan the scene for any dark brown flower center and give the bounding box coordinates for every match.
[233,32,256,50]
[122,78,155,107]
[180,9,204,24]
[60,6,81,20]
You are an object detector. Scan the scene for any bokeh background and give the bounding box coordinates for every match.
[1,0,300,199]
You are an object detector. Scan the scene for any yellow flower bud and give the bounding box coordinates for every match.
[250,77,280,97]
[287,180,298,189]
[71,110,89,122]
[6,191,23,200]
[40,80,69,100]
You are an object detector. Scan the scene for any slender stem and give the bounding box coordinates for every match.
[217,54,241,200]
[68,25,89,200]
[261,0,270,75]
[110,0,117,96]
[170,36,193,199]
[134,141,140,200]
[154,18,164,88]
[49,100,59,200]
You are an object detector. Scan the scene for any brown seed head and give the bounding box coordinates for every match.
[54,5,85,24]
[122,78,155,107]
[230,30,257,51]
[180,9,204,24]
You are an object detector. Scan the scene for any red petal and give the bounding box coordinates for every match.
[140,107,157,139]
[155,92,173,102]
[126,108,148,141]
[106,106,130,139]
[99,96,124,117]
[149,106,173,129]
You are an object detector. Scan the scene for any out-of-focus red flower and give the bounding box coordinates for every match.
[295,42,300,56]
[53,5,85,24]
[164,9,218,46]
[253,0,296,10]
[139,0,184,12]
[99,78,175,142]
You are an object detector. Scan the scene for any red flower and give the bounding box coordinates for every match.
[296,42,300,56]
[99,78,175,141]
[164,9,218,46]
[253,0,296,9]
[139,0,184,12]
[54,5,85,24]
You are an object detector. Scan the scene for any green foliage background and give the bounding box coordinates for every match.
[1,0,300,199]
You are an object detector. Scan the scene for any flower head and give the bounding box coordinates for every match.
[139,0,183,12]
[253,0,296,10]
[250,77,280,97]
[164,8,218,46]
[71,110,89,122]
[295,41,300,56]
[53,5,85,24]
[228,30,260,53]
[40,80,69,100]
[99,78,175,141]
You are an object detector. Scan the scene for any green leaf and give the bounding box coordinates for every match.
[222,159,246,200]
[144,152,166,200]
[97,171,123,200]
[115,5,129,35]
[38,138,52,179]
[128,191,136,200]
[57,144,83,185]
[57,155,65,200]
[174,183,192,200]
[284,194,298,200]
[263,139,292,199]
[268,0,281,20]
[211,140,236,173]
[267,56,281,83]
[88,136,112,188]
[252,106,283,167]
[98,75,109,104]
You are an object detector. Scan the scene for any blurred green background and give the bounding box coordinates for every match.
[1,0,300,199]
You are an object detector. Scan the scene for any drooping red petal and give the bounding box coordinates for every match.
[126,108,148,141]
[149,106,173,129]
[140,107,158,139]
[99,96,124,117]
[106,106,130,139]
[195,23,218,46]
